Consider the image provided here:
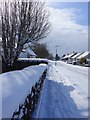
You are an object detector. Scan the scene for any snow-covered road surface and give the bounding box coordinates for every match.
[33,61,88,118]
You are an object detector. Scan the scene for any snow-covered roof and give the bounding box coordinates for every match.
[63,52,76,59]
[72,53,83,59]
[77,51,90,59]
[68,52,76,58]
[19,51,28,58]
[25,48,36,56]
[23,43,32,49]
[19,48,36,58]
[63,54,69,59]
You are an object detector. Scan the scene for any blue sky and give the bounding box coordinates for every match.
[47,2,88,26]
[43,2,88,56]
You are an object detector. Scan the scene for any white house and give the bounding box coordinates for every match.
[62,52,77,63]
[61,54,69,61]
[71,52,83,64]
[19,43,37,58]
[77,51,90,65]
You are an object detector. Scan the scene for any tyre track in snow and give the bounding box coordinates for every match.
[58,61,88,76]
[33,61,88,118]
[46,64,84,118]
[56,62,88,96]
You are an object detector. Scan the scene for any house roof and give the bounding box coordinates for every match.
[63,54,69,59]
[68,52,77,58]
[25,48,36,56]
[63,52,76,59]
[19,51,27,58]
[72,52,83,59]
[77,51,90,59]
[19,48,36,58]
[23,43,32,49]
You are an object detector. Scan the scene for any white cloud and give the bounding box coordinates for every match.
[42,7,88,56]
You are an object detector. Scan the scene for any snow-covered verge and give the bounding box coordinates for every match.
[0,64,47,119]
[32,61,88,118]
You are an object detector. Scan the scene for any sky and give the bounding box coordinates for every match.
[42,2,88,57]
[47,2,88,25]
[0,0,88,57]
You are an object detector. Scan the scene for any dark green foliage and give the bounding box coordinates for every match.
[32,43,53,59]
[55,54,60,60]
[2,59,48,73]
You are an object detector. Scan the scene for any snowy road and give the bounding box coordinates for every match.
[33,61,88,118]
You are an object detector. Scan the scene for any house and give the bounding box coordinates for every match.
[76,51,90,65]
[19,43,37,58]
[62,52,77,63]
[67,52,77,63]
[71,52,83,64]
[61,54,69,61]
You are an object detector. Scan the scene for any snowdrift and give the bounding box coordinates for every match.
[0,64,47,119]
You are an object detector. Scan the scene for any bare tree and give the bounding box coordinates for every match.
[1,0,50,66]
[31,43,53,59]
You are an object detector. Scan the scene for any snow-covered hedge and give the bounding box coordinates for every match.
[2,58,48,73]
[0,64,47,119]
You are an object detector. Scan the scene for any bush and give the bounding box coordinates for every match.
[80,57,86,64]
[2,59,48,73]
[32,43,53,59]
